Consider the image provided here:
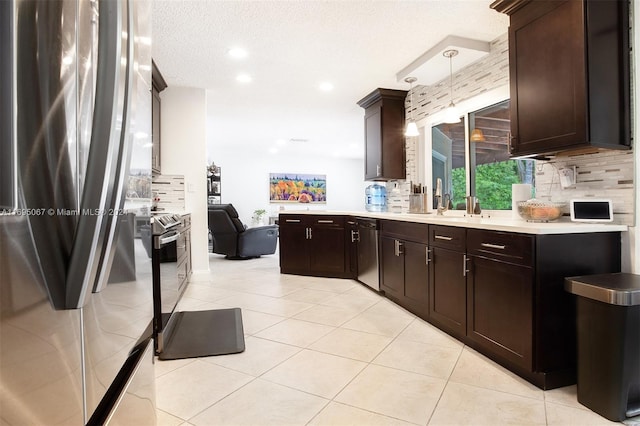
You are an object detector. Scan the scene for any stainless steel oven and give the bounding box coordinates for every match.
[152,213,188,353]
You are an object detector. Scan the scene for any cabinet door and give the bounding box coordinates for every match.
[380,235,404,300]
[403,241,429,319]
[509,0,586,155]
[429,247,466,339]
[309,221,346,275]
[278,217,309,274]
[467,256,533,370]
[364,105,383,180]
[346,219,358,279]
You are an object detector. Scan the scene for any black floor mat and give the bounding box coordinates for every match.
[158,308,245,360]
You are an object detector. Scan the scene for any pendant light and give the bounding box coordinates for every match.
[443,49,461,124]
[404,76,420,137]
[470,128,486,142]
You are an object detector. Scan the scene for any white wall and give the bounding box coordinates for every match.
[206,91,367,226]
[159,87,209,274]
[209,146,366,226]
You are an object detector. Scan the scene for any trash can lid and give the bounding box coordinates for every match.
[565,273,640,306]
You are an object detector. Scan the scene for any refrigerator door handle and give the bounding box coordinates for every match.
[65,0,133,308]
[93,0,136,294]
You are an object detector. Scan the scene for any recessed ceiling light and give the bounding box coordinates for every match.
[236,73,252,83]
[227,47,248,59]
[319,82,334,91]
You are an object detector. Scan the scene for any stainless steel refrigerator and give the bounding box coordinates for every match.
[0,0,156,424]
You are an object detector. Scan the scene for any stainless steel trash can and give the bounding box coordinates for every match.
[565,273,640,422]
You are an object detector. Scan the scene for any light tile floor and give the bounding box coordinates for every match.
[155,252,640,426]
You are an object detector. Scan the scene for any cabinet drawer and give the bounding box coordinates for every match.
[429,225,465,251]
[280,215,306,225]
[467,229,533,267]
[311,216,344,227]
[380,220,428,243]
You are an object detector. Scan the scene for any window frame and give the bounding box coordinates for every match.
[416,85,511,212]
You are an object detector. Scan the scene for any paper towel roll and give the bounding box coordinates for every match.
[512,184,533,219]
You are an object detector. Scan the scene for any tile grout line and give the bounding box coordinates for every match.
[312,314,421,425]
[424,342,466,425]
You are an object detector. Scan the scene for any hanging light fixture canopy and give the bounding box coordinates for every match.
[404,76,420,137]
[443,49,461,124]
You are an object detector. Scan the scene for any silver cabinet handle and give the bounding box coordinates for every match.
[305,228,309,239]
[351,230,359,243]
[285,219,301,223]
[435,235,453,241]
[317,220,334,224]
[376,164,381,176]
[308,228,312,240]
[481,243,506,250]
[463,254,470,277]
[426,247,431,264]
[394,240,404,256]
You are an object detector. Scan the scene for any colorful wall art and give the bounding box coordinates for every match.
[269,173,326,203]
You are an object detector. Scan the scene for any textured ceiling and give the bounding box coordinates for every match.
[151,0,508,161]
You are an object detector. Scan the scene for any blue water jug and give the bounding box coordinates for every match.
[365,184,387,212]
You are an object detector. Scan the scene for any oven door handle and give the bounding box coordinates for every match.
[159,231,180,245]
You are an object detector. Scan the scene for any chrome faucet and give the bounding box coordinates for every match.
[435,178,449,215]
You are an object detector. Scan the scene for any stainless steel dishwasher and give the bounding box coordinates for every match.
[355,217,380,291]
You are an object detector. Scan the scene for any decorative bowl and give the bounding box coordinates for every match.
[517,199,566,222]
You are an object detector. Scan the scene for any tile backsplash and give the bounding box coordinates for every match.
[152,174,185,212]
[392,32,635,226]
[535,150,634,225]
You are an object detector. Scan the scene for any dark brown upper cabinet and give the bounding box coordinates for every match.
[491,0,630,157]
[357,89,407,181]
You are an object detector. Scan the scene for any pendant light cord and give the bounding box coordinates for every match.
[449,53,453,104]
[444,49,458,106]
[410,81,414,120]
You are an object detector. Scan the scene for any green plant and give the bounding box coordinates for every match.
[252,209,267,222]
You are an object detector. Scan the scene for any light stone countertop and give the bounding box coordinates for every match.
[278,210,628,235]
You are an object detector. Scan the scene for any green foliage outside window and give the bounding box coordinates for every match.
[475,161,522,210]
[451,167,466,209]
[452,160,530,210]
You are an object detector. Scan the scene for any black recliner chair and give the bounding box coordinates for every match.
[208,204,278,259]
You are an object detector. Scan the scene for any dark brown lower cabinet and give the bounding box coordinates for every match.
[380,221,429,319]
[428,225,467,339]
[467,256,533,370]
[279,214,351,278]
[429,247,467,340]
[380,235,404,297]
[308,219,347,275]
[278,216,308,274]
[346,218,358,279]
[404,240,429,310]
[281,215,623,391]
[464,229,620,390]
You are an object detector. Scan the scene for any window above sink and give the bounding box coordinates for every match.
[417,86,535,213]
